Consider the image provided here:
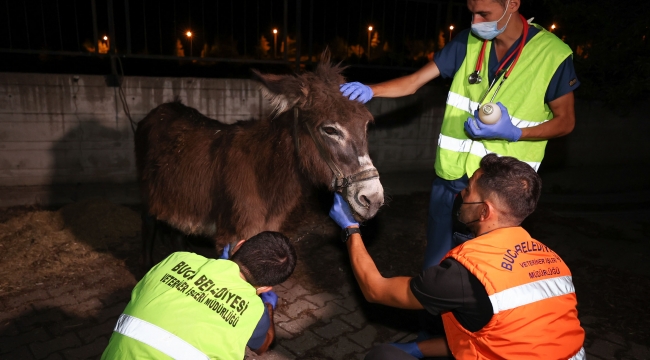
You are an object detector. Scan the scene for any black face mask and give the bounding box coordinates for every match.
[452,193,482,243]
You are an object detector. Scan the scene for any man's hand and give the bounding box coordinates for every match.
[260,291,278,310]
[329,193,360,229]
[219,243,231,259]
[340,82,374,104]
[389,342,424,358]
[464,102,522,142]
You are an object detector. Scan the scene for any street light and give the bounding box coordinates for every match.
[186,31,193,57]
[449,25,454,42]
[367,26,373,59]
[550,24,557,31]
[273,29,278,58]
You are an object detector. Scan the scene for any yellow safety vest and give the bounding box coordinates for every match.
[101,252,264,360]
[435,24,573,180]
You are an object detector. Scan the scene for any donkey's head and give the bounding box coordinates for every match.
[252,51,384,221]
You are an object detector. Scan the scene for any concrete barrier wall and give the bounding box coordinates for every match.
[0,73,269,186]
[1,72,648,188]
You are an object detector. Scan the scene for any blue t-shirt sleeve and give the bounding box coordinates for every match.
[434,29,470,79]
[545,55,580,103]
[246,305,270,350]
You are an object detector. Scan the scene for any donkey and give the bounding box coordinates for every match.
[135,52,384,267]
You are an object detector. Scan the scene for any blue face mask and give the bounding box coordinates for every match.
[471,0,512,40]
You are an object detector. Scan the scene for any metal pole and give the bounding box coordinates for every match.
[124,0,132,55]
[283,0,288,62]
[56,0,63,50]
[107,0,116,53]
[295,0,301,70]
[40,0,47,48]
[6,0,12,49]
[308,0,313,65]
[143,1,148,52]
[91,0,98,53]
[73,0,80,51]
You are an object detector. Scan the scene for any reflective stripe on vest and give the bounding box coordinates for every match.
[114,314,209,360]
[570,347,586,360]
[446,91,549,129]
[438,134,541,171]
[489,275,574,314]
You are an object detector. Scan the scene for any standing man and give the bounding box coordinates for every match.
[340,0,579,268]
[101,231,297,360]
[330,154,585,359]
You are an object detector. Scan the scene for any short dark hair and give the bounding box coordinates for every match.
[230,231,297,287]
[476,154,541,224]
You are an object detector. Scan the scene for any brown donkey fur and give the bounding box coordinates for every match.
[135,52,384,267]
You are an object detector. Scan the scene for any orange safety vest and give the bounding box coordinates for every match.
[441,227,585,359]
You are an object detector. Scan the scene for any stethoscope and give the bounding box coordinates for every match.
[468,14,529,106]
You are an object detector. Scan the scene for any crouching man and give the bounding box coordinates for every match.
[330,154,585,359]
[101,231,297,360]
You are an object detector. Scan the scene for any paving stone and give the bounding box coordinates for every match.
[625,341,650,359]
[0,327,50,353]
[277,315,317,335]
[30,333,82,360]
[275,277,297,292]
[320,336,365,359]
[60,298,103,316]
[278,284,310,301]
[279,330,323,356]
[71,288,105,304]
[77,319,115,343]
[15,310,65,332]
[313,318,353,339]
[47,283,80,298]
[304,292,341,307]
[586,339,623,360]
[30,295,78,311]
[0,320,19,336]
[272,310,292,324]
[245,344,294,360]
[4,289,49,308]
[309,302,349,324]
[604,331,626,346]
[273,325,294,341]
[61,336,108,359]
[340,309,369,328]
[336,283,353,297]
[1,345,36,360]
[348,324,379,348]
[0,304,31,323]
[47,318,87,336]
[95,301,128,323]
[333,295,361,312]
[99,289,132,307]
[280,299,318,318]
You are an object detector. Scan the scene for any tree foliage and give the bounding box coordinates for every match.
[545,0,650,108]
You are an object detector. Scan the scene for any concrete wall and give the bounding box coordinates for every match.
[1,72,648,192]
[0,73,268,186]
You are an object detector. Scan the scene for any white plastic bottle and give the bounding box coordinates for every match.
[478,103,501,125]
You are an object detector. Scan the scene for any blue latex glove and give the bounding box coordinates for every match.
[339,82,374,104]
[464,102,522,142]
[260,290,278,310]
[219,243,231,259]
[329,193,359,229]
[389,342,424,359]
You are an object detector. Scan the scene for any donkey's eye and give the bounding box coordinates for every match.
[322,126,339,136]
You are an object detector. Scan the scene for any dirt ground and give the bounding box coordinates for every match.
[0,192,648,347]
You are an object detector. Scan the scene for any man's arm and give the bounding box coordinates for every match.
[519,91,576,140]
[369,61,441,98]
[251,304,275,355]
[346,231,424,310]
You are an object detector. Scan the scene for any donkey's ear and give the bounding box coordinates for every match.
[252,70,308,117]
